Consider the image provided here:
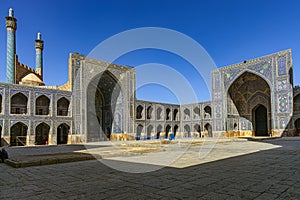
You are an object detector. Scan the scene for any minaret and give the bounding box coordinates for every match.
[35,32,44,79]
[6,8,17,84]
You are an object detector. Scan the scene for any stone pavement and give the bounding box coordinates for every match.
[0,138,300,199]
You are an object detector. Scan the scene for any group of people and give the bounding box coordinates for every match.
[0,147,8,163]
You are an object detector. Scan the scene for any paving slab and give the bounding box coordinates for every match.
[0,137,299,199]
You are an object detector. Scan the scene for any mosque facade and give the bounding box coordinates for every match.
[0,9,299,146]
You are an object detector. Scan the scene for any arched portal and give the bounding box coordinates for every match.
[184,125,190,137]
[57,123,69,144]
[174,125,179,137]
[36,95,50,115]
[146,106,153,120]
[35,123,50,145]
[165,125,171,139]
[11,93,28,114]
[10,122,27,146]
[193,107,200,119]
[166,108,171,120]
[204,123,212,137]
[173,109,179,121]
[194,124,201,137]
[57,97,69,116]
[204,106,211,118]
[147,125,153,140]
[87,70,122,141]
[136,124,143,140]
[156,125,162,139]
[253,105,268,136]
[156,107,162,120]
[136,105,143,119]
[184,109,190,120]
[227,71,271,136]
[294,118,300,135]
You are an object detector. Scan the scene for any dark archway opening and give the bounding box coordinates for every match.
[10,122,27,146]
[147,106,152,120]
[136,124,143,140]
[204,106,211,118]
[184,109,190,120]
[11,93,28,114]
[204,123,212,137]
[193,107,200,119]
[35,123,50,145]
[156,125,162,139]
[136,105,143,119]
[57,123,69,144]
[156,107,162,120]
[147,125,153,140]
[57,97,69,116]
[227,71,271,136]
[166,108,171,120]
[194,124,201,137]
[36,95,50,115]
[184,125,191,137]
[173,109,178,121]
[165,125,171,139]
[253,105,268,136]
[174,125,179,137]
[87,70,122,141]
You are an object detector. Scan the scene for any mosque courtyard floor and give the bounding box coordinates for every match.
[0,137,300,199]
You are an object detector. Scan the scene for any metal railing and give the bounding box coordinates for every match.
[16,136,26,146]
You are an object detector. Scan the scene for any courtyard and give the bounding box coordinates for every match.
[0,137,300,199]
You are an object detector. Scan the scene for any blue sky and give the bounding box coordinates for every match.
[0,0,299,103]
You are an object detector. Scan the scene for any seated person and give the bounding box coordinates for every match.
[0,147,8,163]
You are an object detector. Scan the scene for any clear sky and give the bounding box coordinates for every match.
[0,0,299,103]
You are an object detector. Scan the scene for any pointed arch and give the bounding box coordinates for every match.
[227,69,272,92]
[165,124,171,139]
[86,70,122,141]
[166,108,171,120]
[156,124,162,139]
[174,124,179,137]
[136,105,144,119]
[253,104,268,136]
[156,107,162,120]
[173,109,179,121]
[11,92,28,114]
[204,123,212,137]
[183,108,190,120]
[146,105,153,120]
[35,122,50,145]
[147,125,153,140]
[184,124,191,137]
[204,106,211,118]
[136,124,143,140]
[194,124,201,136]
[57,123,69,144]
[36,95,50,115]
[57,97,70,116]
[227,71,271,136]
[10,122,28,146]
[193,106,200,119]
